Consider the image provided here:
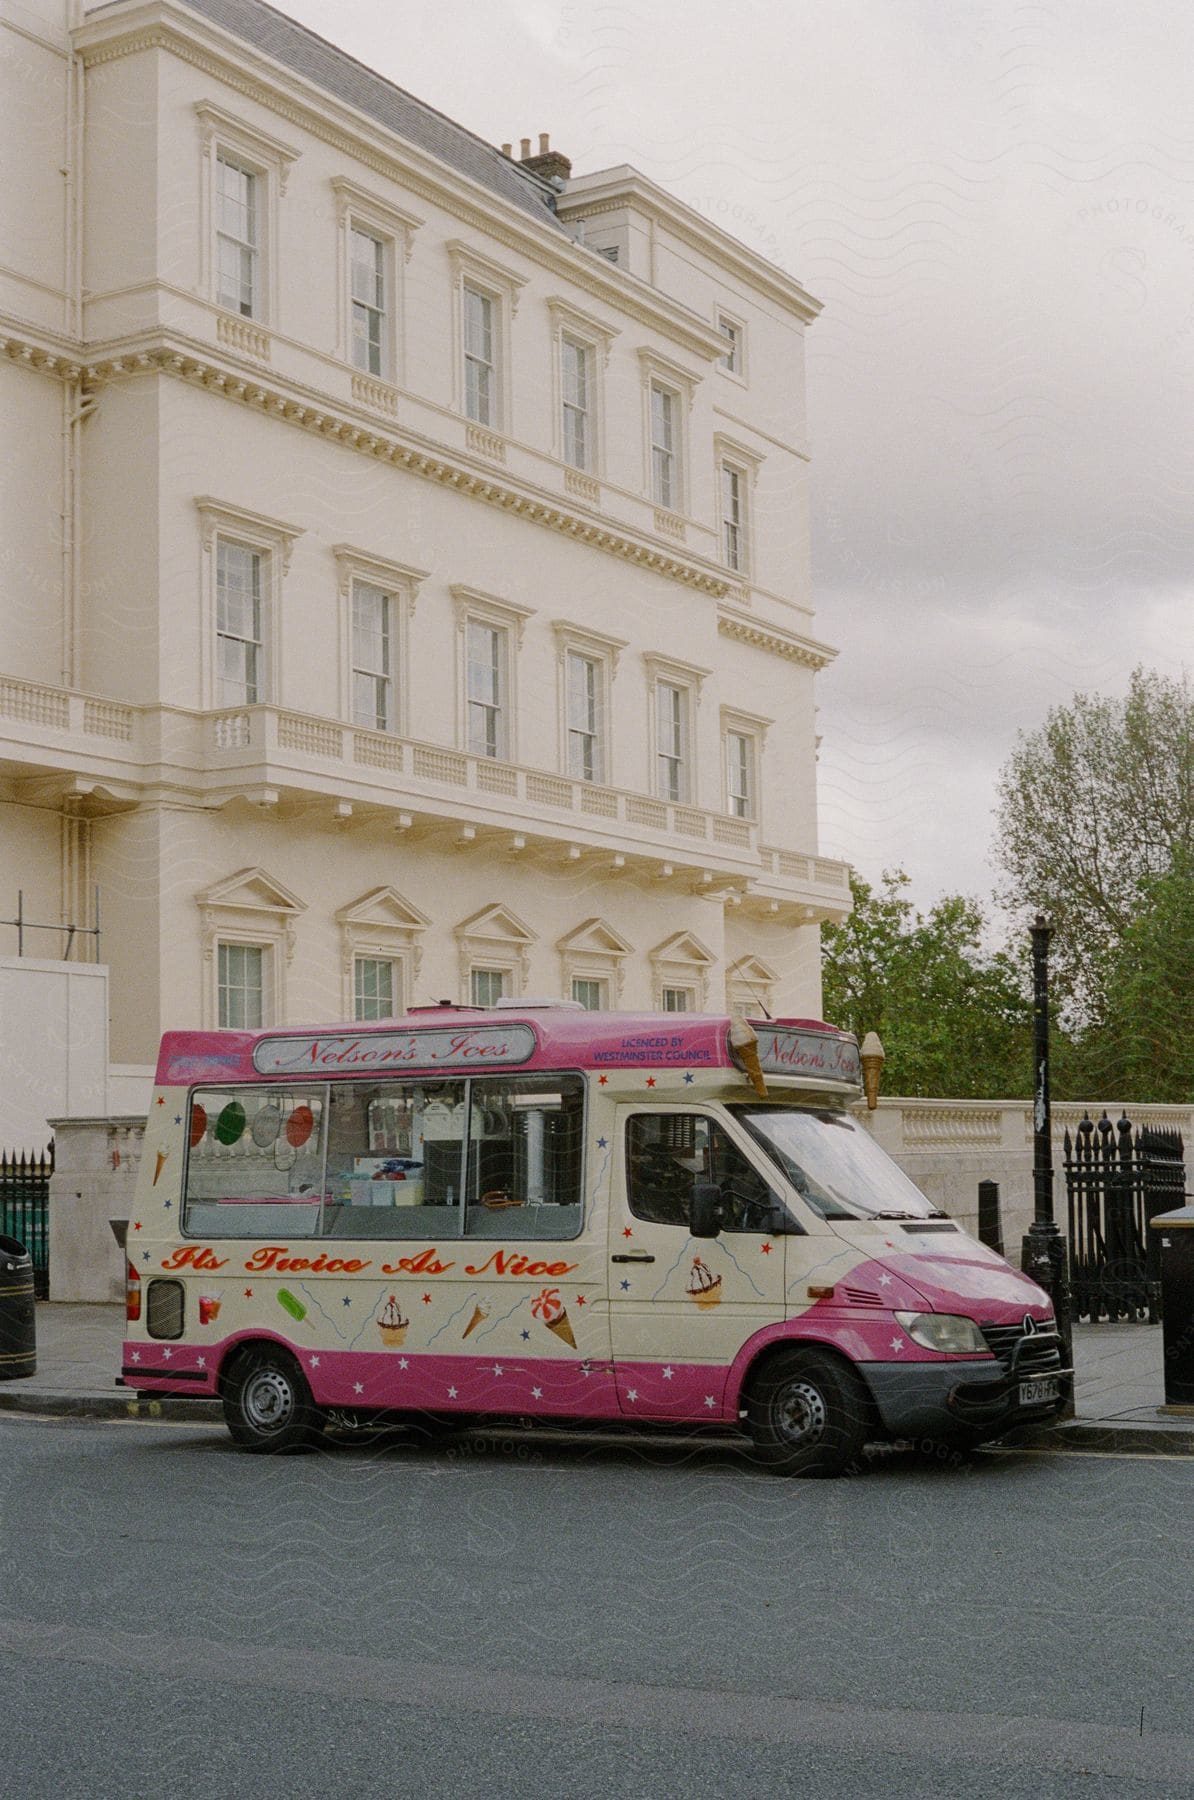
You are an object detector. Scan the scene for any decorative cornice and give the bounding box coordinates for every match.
[1,319,738,598]
[195,495,304,571]
[195,99,300,191]
[450,586,536,646]
[330,176,424,254]
[72,5,726,360]
[717,611,837,670]
[332,545,430,605]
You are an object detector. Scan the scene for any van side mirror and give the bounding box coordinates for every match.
[690,1182,722,1239]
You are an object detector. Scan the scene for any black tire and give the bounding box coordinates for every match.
[222,1345,325,1454]
[746,1348,870,1477]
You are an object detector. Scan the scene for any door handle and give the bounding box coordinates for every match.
[611,1251,655,1263]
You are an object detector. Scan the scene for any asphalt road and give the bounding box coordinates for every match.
[3,1414,1194,1798]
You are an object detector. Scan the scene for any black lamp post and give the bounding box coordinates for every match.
[1021,914,1074,1407]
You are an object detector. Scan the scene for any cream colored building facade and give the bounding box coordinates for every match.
[1,0,849,1098]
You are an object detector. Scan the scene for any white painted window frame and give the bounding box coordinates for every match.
[196,499,303,711]
[720,705,771,824]
[217,939,270,1029]
[196,102,298,327]
[333,545,428,738]
[448,241,526,435]
[557,917,632,1006]
[331,177,422,389]
[713,434,762,581]
[551,620,626,787]
[353,954,402,1021]
[644,652,709,806]
[452,586,535,763]
[547,298,617,477]
[336,887,428,1021]
[638,348,698,516]
[715,308,747,383]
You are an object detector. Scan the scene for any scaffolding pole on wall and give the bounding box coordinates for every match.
[1,888,101,962]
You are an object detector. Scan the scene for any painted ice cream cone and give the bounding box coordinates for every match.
[730,1018,768,1100]
[531,1285,577,1349]
[545,1311,577,1349]
[687,1257,723,1309]
[153,1149,168,1186]
[377,1294,409,1347]
[462,1303,488,1340]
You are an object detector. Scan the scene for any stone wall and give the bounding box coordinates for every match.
[863,1097,1194,1255]
[47,1116,144,1303]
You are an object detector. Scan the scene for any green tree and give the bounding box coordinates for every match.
[994,667,1194,1023]
[821,871,1031,1098]
[1058,850,1194,1103]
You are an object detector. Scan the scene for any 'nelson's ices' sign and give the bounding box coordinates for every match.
[252,1025,537,1075]
[757,1027,861,1085]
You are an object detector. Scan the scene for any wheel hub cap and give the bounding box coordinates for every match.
[775,1378,827,1447]
[244,1369,295,1432]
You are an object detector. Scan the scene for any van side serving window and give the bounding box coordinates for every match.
[624,1112,790,1233]
[183,1075,585,1241]
[184,1087,328,1239]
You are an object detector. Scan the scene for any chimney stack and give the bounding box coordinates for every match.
[519,131,572,183]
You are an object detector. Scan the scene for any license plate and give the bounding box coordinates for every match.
[1019,1376,1059,1407]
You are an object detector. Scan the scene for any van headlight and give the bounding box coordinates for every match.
[894,1312,988,1354]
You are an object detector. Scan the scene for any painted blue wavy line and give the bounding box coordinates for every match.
[473,1294,527,1341]
[786,1249,854,1300]
[714,1240,765,1298]
[651,1236,694,1300]
[427,1293,478,1346]
[348,1284,392,1350]
[295,1282,349,1342]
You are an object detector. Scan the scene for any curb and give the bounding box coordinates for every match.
[5,1387,1194,1454]
[0,1388,222,1425]
[1004,1418,1194,1456]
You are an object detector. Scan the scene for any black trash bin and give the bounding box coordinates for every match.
[0,1234,36,1380]
[1151,1206,1194,1405]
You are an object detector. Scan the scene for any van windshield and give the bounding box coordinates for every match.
[729,1107,942,1221]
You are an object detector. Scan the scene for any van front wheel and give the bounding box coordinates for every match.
[747,1348,869,1477]
[223,1346,324,1453]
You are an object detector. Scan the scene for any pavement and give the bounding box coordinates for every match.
[2,1303,1193,1452]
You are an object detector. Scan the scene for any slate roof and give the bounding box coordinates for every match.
[91,0,567,233]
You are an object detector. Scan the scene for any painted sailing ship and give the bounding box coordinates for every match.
[687,1257,723,1309]
[376,1293,409,1347]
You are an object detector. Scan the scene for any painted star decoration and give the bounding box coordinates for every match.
[397,1358,409,1370]
[353,1382,364,1395]
[531,1386,543,1400]
[890,1336,904,1353]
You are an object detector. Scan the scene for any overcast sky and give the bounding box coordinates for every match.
[285,0,1194,917]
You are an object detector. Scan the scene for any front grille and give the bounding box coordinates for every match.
[980,1323,1062,1376]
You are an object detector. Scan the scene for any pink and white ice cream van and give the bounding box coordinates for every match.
[121,1006,1066,1475]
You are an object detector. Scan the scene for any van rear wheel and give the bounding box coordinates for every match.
[223,1346,324,1454]
[747,1348,869,1477]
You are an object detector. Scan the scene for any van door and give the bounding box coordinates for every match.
[607,1104,788,1418]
